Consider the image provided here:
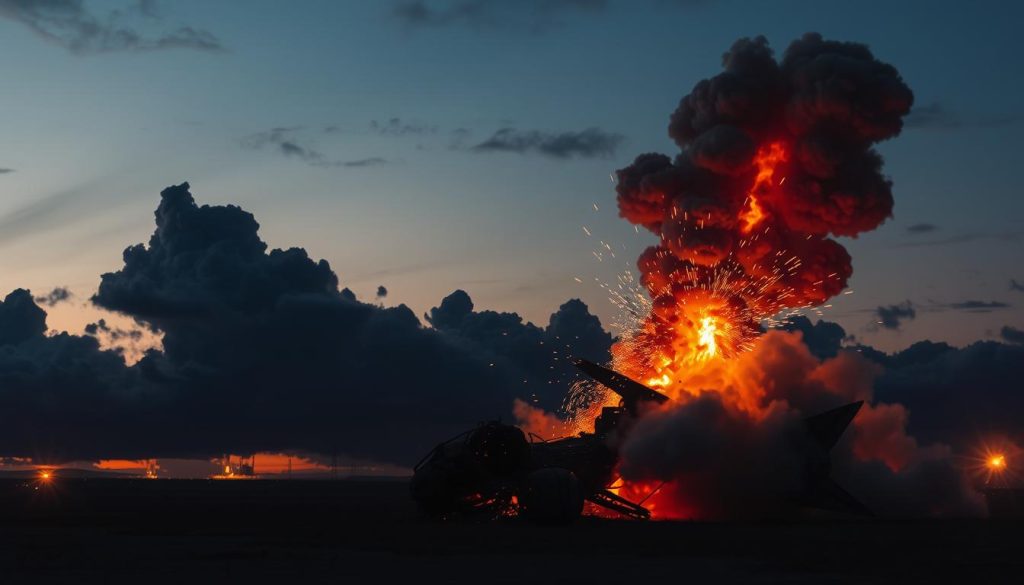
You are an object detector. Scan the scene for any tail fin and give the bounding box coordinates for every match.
[802,400,871,517]
[805,400,863,450]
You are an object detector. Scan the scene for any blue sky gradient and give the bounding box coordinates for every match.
[0,0,1022,352]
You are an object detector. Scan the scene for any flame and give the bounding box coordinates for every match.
[988,454,1007,471]
[739,141,788,234]
[647,373,671,388]
[588,139,822,517]
[696,316,718,361]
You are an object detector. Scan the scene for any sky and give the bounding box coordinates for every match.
[1,0,1022,356]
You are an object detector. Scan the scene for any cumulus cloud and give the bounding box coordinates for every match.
[0,0,224,54]
[33,286,72,307]
[471,127,623,159]
[875,301,915,330]
[0,182,611,464]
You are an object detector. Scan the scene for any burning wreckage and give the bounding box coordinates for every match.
[411,359,868,523]
[414,32,926,522]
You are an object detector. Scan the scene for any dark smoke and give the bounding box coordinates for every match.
[617,330,986,518]
[616,33,913,326]
[605,34,993,518]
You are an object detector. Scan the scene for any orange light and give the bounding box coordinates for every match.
[739,142,788,234]
[647,373,671,388]
[39,470,51,480]
[988,454,1007,471]
[696,315,718,361]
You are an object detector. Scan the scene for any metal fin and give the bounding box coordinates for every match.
[805,400,863,451]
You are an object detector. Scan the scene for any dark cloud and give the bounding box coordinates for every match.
[1000,326,1024,345]
[906,223,937,234]
[875,301,916,330]
[0,183,1021,518]
[871,339,1024,451]
[84,318,144,342]
[1010,279,1024,293]
[33,286,71,307]
[241,128,388,169]
[0,183,612,464]
[471,127,623,159]
[391,0,606,33]
[371,118,437,136]
[905,101,1018,130]
[0,168,13,174]
[779,316,848,359]
[0,0,224,54]
[948,300,1010,312]
[0,289,46,346]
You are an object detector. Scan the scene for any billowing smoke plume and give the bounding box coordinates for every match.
[588,35,988,517]
[616,331,985,518]
[614,33,912,368]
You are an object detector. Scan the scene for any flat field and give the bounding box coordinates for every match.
[0,479,1020,584]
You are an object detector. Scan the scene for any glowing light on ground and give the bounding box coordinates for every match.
[988,454,1006,471]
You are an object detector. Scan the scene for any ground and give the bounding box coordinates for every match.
[0,479,1020,583]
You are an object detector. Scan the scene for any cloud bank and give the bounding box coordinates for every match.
[0,183,610,464]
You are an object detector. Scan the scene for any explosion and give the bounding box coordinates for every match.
[611,33,912,396]
[562,35,983,519]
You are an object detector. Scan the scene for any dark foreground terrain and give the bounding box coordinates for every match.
[0,479,1020,584]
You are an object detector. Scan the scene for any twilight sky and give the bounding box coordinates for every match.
[1,0,1022,353]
